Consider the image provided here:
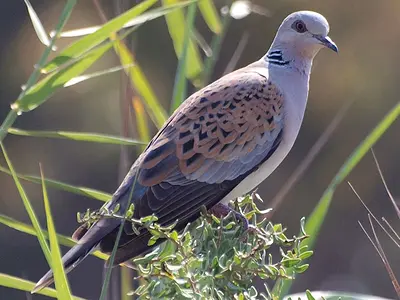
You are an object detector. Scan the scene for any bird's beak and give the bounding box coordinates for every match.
[314,35,338,53]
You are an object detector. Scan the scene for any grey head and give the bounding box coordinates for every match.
[268,11,338,64]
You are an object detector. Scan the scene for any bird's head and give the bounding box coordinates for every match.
[272,11,338,59]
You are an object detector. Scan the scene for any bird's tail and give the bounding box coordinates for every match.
[31,217,119,294]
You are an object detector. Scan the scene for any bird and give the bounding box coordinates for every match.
[32,10,337,293]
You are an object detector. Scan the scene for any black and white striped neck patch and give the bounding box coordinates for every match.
[266,50,290,66]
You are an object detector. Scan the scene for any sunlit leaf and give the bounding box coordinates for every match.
[162,0,203,81]
[40,166,73,298]
[132,96,151,150]
[0,164,111,202]
[0,213,108,260]
[201,14,231,86]
[8,128,146,146]
[113,40,168,128]
[59,1,196,38]
[197,0,222,33]
[23,0,54,49]
[64,64,135,87]
[42,0,158,74]
[0,143,51,265]
[170,2,197,113]
[14,41,112,112]
[0,273,85,300]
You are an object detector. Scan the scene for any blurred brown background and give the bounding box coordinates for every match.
[0,0,399,299]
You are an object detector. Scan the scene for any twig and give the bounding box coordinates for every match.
[371,149,400,219]
[223,32,249,75]
[382,217,400,244]
[348,182,400,248]
[366,215,400,297]
[268,100,353,216]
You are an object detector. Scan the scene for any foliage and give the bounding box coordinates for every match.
[0,0,398,299]
[79,193,312,300]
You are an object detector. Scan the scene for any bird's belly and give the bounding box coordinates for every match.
[220,107,303,204]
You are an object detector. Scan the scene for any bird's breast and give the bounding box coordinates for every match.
[221,71,309,204]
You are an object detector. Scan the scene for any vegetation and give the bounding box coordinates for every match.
[0,1,398,299]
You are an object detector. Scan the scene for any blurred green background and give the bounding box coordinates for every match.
[0,0,399,299]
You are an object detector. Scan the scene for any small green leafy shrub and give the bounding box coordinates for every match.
[80,193,312,299]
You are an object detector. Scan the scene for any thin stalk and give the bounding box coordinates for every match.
[170,2,198,113]
[201,13,231,87]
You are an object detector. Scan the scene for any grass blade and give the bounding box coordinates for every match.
[201,13,231,86]
[277,101,400,296]
[197,0,222,34]
[113,39,168,128]
[170,2,197,113]
[42,0,158,74]
[132,96,151,150]
[99,173,139,300]
[59,1,197,38]
[8,128,146,146]
[39,165,72,298]
[15,41,113,112]
[23,0,53,49]
[0,143,51,266]
[0,164,111,202]
[64,64,135,87]
[0,0,76,142]
[0,213,108,260]
[0,273,85,300]
[162,0,203,82]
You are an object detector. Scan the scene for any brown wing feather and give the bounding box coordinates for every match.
[138,69,284,186]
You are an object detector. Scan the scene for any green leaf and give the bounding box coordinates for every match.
[169,230,179,242]
[197,0,222,34]
[42,0,158,74]
[201,13,231,86]
[298,251,313,260]
[64,64,135,87]
[304,102,400,248]
[0,143,52,265]
[170,2,197,113]
[14,41,112,112]
[278,102,400,296]
[306,290,316,300]
[0,164,111,202]
[281,258,301,268]
[0,0,76,142]
[24,0,53,49]
[59,1,198,38]
[8,128,146,146]
[132,96,151,149]
[0,213,108,260]
[113,40,168,128]
[40,166,73,298]
[0,273,85,300]
[294,264,309,274]
[162,0,203,81]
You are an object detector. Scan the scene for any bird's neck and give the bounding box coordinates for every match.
[263,46,313,76]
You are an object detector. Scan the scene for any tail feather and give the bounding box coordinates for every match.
[31,217,119,294]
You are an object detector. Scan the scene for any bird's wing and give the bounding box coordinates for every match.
[106,68,285,263]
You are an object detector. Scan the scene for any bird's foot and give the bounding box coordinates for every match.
[209,202,256,238]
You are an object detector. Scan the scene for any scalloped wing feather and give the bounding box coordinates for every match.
[138,69,284,186]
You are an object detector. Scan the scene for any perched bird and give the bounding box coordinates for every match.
[33,10,337,293]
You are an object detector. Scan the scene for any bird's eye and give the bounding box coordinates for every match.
[292,20,307,33]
